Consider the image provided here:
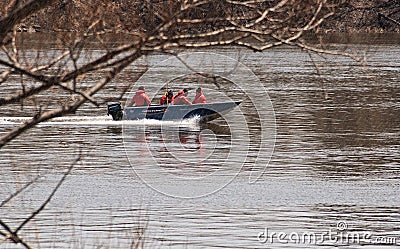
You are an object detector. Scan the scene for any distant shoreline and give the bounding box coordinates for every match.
[14,32,400,46]
[6,1,400,34]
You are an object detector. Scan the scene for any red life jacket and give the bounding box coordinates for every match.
[159,95,174,105]
[173,90,184,99]
[130,90,151,106]
[172,95,192,105]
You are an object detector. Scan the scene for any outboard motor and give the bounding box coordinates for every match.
[107,102,123,121]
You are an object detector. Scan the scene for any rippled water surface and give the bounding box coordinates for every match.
[0,34,399,248]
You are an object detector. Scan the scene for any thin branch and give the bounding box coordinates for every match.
[0,40,141,107]
[290,39,361,62]
[155,33,250,50]
[0,49,142,148]
[56,82,99,106]
[0,219,32,248]
[15,156,78,233]
[0,69,12,84]
[31,50,71,73]
[246,0,289,28]
[0,154,81,249]
[306,49,322,75]
[0,175,41,208]
[0,220,13,236]
[0,0,58,43]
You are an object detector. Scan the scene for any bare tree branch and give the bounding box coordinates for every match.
[0,48,142,148]
[0,69,12,84]
[0,0,58,44]
[0,1,364,151]
[0,153,80,248]
[15,158,77,233]
[0,175,41,208]
[0,40,140,107]
[0,0,363,149]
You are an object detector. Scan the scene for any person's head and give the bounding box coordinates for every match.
[183,88,189,96]
[167,90,173,98]
[196,87,202,94]
[138,86,145,91]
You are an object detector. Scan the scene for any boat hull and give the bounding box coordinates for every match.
[124,101,241,122]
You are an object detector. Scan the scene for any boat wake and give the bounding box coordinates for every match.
[0,115,202,128]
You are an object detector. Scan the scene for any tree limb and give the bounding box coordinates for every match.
[0,0,58,44]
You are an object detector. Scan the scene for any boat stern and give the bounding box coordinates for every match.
[107,102,124,121]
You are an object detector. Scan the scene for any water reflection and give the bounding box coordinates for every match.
[123,121,235,178]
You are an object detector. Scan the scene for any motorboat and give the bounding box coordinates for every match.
[107,101,241,122]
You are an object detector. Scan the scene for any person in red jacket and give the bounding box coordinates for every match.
[127,86,151,107]
[173,89,184,99]
[192,87,207,104]
[159,90,174,105]
[172,88,192,105]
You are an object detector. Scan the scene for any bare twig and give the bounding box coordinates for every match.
[0,153,80,248]
[0,175,41,208]
[0,69,12,84]
[15,157,78,233]
[0,40,141,107]
[0,0,58,44]
[0,48,143,148]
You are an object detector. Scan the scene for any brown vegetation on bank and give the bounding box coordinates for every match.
[320,0,400,32]
[1,0,399,33]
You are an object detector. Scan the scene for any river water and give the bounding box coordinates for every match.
[0,34,399,248]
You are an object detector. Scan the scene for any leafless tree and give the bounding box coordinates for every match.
[0,0,362,148]
[0,0,361,247]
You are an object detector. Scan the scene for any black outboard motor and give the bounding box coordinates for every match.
[107,102,123,121]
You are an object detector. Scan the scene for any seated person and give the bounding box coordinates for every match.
[160,90,174,105]
[173,89,184,99]
[127,86,151,107]
[172,88,191,105]
[192,87,207,104]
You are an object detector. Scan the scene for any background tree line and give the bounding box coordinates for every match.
[1,0,399,33]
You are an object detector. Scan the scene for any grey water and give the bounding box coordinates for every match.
[0,34,399,248]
